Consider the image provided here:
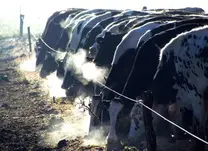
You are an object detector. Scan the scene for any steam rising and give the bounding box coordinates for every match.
[66,49,109,84]
[19,53,66,98]
[19,53,37,72]
[19,50,106,148]
[43,72,66,98]
[44,98,90,145]
[82,129,106,146]
[43,95,106,147]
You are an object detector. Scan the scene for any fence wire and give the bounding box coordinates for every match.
[28,24,208,145]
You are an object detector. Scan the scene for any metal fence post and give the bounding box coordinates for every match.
[27,27,32,52]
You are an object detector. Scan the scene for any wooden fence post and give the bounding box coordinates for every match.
[27,27,32,52]
[20,14,24,37]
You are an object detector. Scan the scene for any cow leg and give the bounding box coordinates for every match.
[89,95,102,133]
[167,103,182,142]
[128,101,146,150]
[106,99,123,150]
[94,83,101,96]
[192,117,205,151]
[192,102,205,151]
[142,91,157,151]
[203,88,208,141]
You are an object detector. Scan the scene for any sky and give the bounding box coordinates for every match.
[0,0,207,36]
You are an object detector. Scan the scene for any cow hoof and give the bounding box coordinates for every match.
[106,139,121,151]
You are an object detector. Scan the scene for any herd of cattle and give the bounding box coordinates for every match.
[35,7,208,151]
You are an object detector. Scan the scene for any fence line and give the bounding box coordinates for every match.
[28,28,208,145]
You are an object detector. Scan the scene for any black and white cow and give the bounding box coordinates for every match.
[103,21,168,100]
[89,16,143,67]
[106,23,208,150]
[35,10,61,67]
[80,11,150,51]
[140,25,208,151]
[55,10,86,51]
[36,9,83,67]
[64,9,108,45]
[59,12,134,96]
[37,9,85,78]
[69,10,120,52]
[101,16,185,101]
[66,9,106,26]
[78,11,121,49]
[81,15,122,51]
[79,10,151,59]
[39,10,110,78]
[61,15,141,91]
[88,15,185,131]
[104,18,208,101]
[88,16,164,135]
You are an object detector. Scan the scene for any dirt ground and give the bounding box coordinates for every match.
[0,37,106,151]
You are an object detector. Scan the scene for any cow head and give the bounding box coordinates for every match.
[56,60,65,79]
[65,84,79,98]
[61,69,75,90]
[35,38,47,67]
[39,52,59,78]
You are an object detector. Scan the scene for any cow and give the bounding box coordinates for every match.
[55,10,86,51]
[37,9,85,78]
[87,17,168,136]
[35,8,83,68]
[64,9,108,47]
[105,23,208,150]
[60,15,151,132]
[39,10,113,79]
[35,10,61,67]
[66,9,106,26]
[77,11,124,49]
[89,16,142,67]
[88,15,185,133]
[58,12,139,99]
[69,10,120,52]
[81,10,152,51]
[103,21,168,101]
[61,15,140,91]
[39,51,66,78]
[140,25,208,151]
[94,16,186,136]
[104,18,208,101]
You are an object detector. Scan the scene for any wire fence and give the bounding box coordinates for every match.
[25,15,208,145]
